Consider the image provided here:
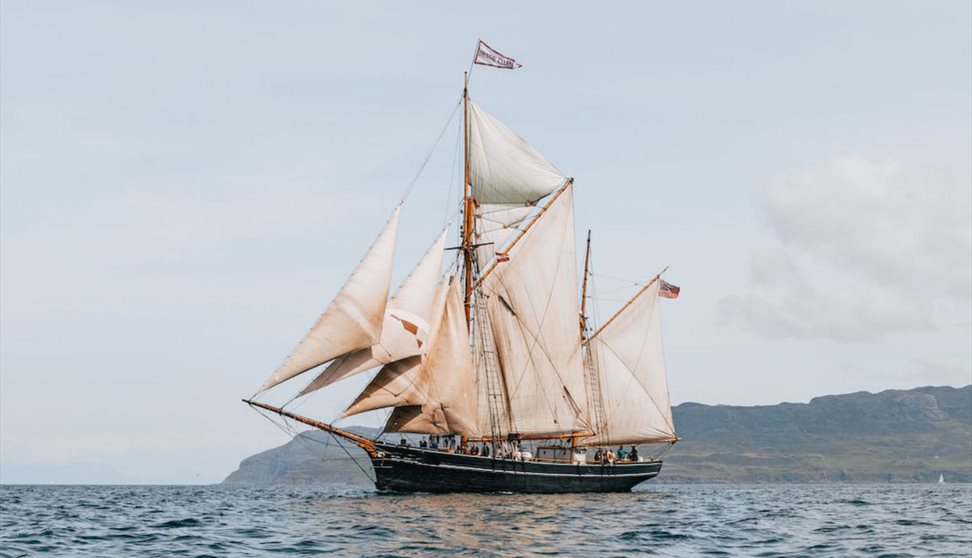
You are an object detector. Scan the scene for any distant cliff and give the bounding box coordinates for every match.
[223,385,972,485]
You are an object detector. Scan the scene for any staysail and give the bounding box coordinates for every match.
[466,100,565,264]
[479,185,590,437]
[340,279,451,418]
[296,230,447,396]
[582,278,677,445]
[381,277,481,437]
[257,208,400,393]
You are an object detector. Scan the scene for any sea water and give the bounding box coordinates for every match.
[1,484,969,557]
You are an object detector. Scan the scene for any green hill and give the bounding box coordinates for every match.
[223,385,971,484]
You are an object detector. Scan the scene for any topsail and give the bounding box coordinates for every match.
[467,100,565,264]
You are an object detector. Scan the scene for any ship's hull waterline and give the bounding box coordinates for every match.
[371,443,662,493]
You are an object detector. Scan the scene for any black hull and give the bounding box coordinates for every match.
[371,443,662,493]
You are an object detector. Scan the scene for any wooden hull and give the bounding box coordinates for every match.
[371,443,662,493]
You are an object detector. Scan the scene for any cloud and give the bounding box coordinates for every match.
[720,157,971,342]
[719,248,933,342]
[913,357,972,386]
[764,156,971,298]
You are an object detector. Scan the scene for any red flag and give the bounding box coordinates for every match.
[659,279,680,299]
[473,40,522,69]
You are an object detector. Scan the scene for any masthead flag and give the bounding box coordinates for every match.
[659,279,681,299]
[473,40,522,69]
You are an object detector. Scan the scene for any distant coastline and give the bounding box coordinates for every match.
[222,385,971,485]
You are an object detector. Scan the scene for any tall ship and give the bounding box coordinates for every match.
[245,42,681,493]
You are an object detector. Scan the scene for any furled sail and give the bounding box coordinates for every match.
[582,279,676,446]
[381,277,481,437]
[257,209,399,393]
[296,230,447,396]
[466,100,566,263]
[479,186,589,437]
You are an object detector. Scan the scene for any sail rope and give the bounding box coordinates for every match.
[251,402,377,484]
[398,97,462,206]
[257,409,375,482]
[443,108,463,228]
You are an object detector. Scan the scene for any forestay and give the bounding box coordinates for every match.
[583,279,676,445]
[257,209,400,393]
[479,186,589,437]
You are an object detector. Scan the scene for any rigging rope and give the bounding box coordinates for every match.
[398,98,462,206]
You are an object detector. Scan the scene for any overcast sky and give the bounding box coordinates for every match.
[2,1,970,484]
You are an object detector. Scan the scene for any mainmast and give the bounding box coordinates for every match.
[462,72,474,326]
[579,229,592,337]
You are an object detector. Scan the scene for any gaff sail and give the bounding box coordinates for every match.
[582,278,677,446]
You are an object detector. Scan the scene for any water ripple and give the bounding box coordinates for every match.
[0,484,969,557]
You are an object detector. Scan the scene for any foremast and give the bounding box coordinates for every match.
[462,72,475,325]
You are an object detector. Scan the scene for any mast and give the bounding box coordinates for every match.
[579,229,591,337]
[462,72,474,325]
[461,73,473,448]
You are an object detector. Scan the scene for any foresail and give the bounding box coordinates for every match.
[467,100,566,264]
[382,277,481,437]
[296,229,447,396]
[257,208,399,393]
[582,279,676,446]
[340,279,450,417]
[479,186,589,437]
[340,355,426,418]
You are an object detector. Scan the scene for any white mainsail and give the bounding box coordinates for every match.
[381,277,481,437]
[257,208,400,393]
[297,230,447,396]
[480,185,590,437]
[583,278,676,445]
[467,100,565,263]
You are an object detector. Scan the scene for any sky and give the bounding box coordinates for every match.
[1,1,969,484]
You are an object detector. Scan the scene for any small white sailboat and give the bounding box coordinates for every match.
[938,473,945,484]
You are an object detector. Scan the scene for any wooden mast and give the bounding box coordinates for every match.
[461,73,473,451]
[462,72,474,325]
[579,229,592,337]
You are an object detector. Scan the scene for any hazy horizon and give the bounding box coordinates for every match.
[2,1,970,484]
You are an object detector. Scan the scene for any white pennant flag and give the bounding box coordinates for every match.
[473,40,522,69]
